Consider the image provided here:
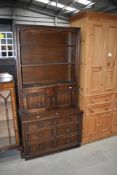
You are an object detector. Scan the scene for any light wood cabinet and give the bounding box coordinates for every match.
[70,11,117,143]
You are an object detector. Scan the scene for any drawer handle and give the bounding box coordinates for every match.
[66,128,70,133]
[37,115,40,119]
[56,112,59,115]
[105,108,109,110]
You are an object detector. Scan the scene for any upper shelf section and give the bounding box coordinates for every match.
[18,27,78,65]
[16,25,80,86]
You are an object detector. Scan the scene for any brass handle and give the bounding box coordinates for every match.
[69,86,72,89]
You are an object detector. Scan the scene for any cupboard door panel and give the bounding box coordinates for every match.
[106,26,117,68]
[90,24,105,67]
[104,68,114,92]
[88,67,103,94]
[99,112,112,138]
[23,87,50,112]
[83,116,97,142]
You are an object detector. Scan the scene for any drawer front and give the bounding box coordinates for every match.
[27,119,54,132]
[27,129,54,144]
[55,114,81,125]
[85,94,113,106]
[52,135,80,149]
[56,123,80,136]
[27,135,80,155]
[86,103,113,115]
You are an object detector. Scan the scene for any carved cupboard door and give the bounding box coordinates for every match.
[23,87,52,113]
[55,84,77,108]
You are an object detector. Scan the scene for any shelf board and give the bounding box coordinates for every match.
[22,80,76,88]
[21,62,75,67]
[20,44,76,47]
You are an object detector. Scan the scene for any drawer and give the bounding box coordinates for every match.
[28,141,53,154]
[27,129,54,144]
[85,94,113,106]
[86,103,113,115]
[56,123,80,136]
[52,135,80,148]
[27,119,54,132]
[55,114,81,125]
[27,135,80,155]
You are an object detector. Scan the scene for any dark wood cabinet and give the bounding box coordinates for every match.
[16,25,83,159]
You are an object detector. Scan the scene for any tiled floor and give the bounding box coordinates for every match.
[0,136,117,175]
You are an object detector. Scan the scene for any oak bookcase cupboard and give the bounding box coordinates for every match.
[16,25,83,160]
[0,73,19,151]
[70,11,117,144]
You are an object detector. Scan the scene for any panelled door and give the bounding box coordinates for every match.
[55,84,77,108]
[87,21,105,95]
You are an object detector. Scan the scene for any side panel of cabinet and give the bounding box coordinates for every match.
[89,23,105,67]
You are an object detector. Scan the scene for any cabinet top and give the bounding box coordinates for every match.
[0,73,13,84]
[70,11,117,22]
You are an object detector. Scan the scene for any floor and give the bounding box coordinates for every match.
[0,136,117,175]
